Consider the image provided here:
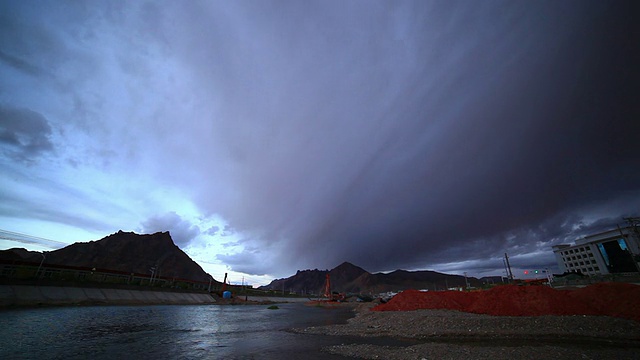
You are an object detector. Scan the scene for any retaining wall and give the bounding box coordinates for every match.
[245,296,310,303]
[0,285,216,307]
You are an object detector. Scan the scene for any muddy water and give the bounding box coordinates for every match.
[0,303,360,359]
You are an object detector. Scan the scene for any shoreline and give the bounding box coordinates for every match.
[0,284,216,308]
[0,284,315,309]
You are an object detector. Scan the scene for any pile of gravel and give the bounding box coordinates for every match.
[293,307,640,359]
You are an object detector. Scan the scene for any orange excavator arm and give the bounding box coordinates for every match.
[323,273,331,298]
[221,273,228,293]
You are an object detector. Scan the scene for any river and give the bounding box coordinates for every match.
[0,303,356,359]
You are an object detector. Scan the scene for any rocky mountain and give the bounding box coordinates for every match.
[0,231,214,283]
[261,262,366,294]
[0,247,39,262]
[259,261,503,294]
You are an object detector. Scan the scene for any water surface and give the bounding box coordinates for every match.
[0,303,355,359]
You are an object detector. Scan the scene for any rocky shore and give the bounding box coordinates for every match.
[294,304,640,359]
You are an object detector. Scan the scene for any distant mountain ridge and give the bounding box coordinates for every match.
[259,261,501,294]
[0,231,214,283]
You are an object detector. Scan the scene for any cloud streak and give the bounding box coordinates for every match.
[0,106,54,161]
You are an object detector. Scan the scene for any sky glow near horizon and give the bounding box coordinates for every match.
[1,1,638,286]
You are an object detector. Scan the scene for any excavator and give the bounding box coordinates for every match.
[323,273,346,302]
[216,273,230,298]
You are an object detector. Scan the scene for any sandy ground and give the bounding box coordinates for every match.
[294,303,640,359]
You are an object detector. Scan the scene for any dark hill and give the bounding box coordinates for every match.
[261,261,366,295]
[330,261,368,284]
[0,231,213,283]
[259,262,498,294]
[0,247,40,262]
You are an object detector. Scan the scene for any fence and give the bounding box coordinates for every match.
[0,260,220,292]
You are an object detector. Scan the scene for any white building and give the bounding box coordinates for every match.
[552,225,640,276]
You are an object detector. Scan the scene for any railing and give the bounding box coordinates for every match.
[0,260,223,293]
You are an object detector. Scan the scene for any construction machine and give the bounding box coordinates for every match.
[323,273,346,302]
[214,273,229,297]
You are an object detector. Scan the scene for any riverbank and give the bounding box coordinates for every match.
[295,303,640,359]
[245,295,310,303]
[0,284,216,307]
[0,284,319,308]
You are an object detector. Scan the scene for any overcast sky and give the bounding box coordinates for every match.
[1,1,638,286]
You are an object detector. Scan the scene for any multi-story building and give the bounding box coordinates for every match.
[552,225,640,276]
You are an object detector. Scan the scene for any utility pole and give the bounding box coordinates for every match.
[242,276,247,301]
[545,268,553,286]
[149,266,157,286]
[464,272,469,290]
[502,258,509,282]
[504,253,514,281]
[36,252,46,279]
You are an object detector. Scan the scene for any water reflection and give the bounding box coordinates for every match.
[0,303,354,359]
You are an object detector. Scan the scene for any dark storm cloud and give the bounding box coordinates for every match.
[0,50,45,78]
[0,2,74,81]
[0,106,54,161]
[173,1,639,275]
[432,213,637,275]
[2,1,637,279]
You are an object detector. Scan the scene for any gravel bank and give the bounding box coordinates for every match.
[294,305,640,359]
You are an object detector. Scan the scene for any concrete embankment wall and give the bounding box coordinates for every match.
[245,296,310,303]
[0,285,215,307]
